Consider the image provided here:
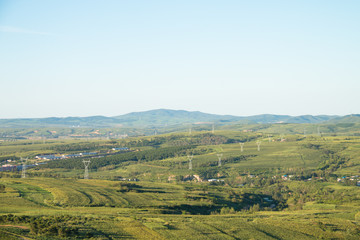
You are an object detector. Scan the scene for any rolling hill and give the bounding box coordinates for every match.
[0,109,353,128]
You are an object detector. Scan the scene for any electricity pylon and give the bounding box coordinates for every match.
[239,142,244,152]
[83,159,91,179]
[217,153,223,167]
[187,155,193,170]
[256,141,261,151]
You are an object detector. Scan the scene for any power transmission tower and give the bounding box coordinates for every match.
[239,142,244,152]
[21,157,28,178]
[83,159,91,179]
[187,155,193,170]
[256,141,261,151]
[212,123,215,134]
[317,126,321,137]
[217,154,223,167]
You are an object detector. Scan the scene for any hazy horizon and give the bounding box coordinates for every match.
[1,1,359,118]
[0,108,347,120]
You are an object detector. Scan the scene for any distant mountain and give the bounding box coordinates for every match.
[113,109,240,127]
[231,114,338,124]
[327,114,360,123]
[0,109,354,128]
[286,115,339,124]
[0,116,118,128]
[245,114,291,123]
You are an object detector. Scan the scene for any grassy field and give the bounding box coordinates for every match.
[1,177,360,239]
[0,131,360,239]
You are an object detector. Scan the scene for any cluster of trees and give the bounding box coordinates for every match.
[0,172,21,178]
[223,155,256,164]
[221,190,280,211]
[302,143,321,150]
[261,181,356,210]
[0,184,5,193]
[0,214,29,223]
[188,133,230,145]
[29,217,79,237]
[213,204,261,215]
[119,133,234,148]
[195,155,255,169]
[43,145,195,170]
[318,152,348,175]
[0,155,18,161]
[0,214,88,238]
[118,137,167,147]
[302,143,349,175]
[47,142,102,152]
[196,168,221,179]
[114,182,142,192]
[177,185,280,214]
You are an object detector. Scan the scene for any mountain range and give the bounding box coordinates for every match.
[0,109,359,128]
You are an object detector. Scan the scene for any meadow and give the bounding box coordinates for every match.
[0,129,360,239]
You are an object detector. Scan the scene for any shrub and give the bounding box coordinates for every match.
[0,184,5,193]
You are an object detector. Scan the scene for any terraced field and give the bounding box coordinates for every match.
[1,176,360,239]
[1,134,360,239]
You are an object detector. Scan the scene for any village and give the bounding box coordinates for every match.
[0,147,130,172]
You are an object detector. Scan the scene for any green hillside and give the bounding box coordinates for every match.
[1,131,360,239]
[328,114,360,123]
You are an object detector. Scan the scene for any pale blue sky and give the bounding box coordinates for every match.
[1,0,359,118]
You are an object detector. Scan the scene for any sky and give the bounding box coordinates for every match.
[1,0,359,118]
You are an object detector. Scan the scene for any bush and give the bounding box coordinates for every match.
[0,184,5,193]
[115,182,142,192]
[220,207,236,215]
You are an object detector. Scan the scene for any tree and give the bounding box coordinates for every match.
[0,184,5,193]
